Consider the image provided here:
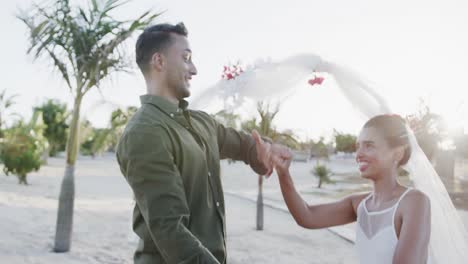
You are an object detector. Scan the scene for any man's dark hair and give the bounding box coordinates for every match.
[135,22,188,74]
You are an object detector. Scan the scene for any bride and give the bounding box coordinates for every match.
[198,54,468,263]
[255,114,430,263]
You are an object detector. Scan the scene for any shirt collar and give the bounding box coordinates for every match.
[140,94,189,115]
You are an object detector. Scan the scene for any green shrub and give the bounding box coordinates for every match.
[312,163,333,188]
[0,125,43,184]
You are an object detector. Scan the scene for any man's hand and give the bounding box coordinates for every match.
[252,130,292,177]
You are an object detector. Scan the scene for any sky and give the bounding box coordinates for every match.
[1,0,468,140]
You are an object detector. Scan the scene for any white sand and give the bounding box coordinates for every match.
[1,155,467,263]
[0,155,358,264]
[222,158,468,243]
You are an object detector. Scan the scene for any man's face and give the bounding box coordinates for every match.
[162,34,197,100]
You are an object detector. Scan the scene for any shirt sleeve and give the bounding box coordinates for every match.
[214,120,269,175]
[117,124,220,264]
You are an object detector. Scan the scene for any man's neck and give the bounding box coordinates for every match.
[146,79,178,105]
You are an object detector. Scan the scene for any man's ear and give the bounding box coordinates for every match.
[150,52,165,72]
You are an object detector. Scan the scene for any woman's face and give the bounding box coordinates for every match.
[355,126,398,180]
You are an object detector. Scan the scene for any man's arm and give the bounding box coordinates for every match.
[118,124,220,264]
[215,121,270,175]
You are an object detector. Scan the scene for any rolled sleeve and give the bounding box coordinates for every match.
[215,121,268,175]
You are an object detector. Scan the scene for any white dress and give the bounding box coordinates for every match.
[355,188,413,264]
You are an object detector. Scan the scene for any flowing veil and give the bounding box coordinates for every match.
[192,54,468,263]
[321,61,468,263]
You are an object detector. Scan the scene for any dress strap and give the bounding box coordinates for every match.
[358,192,374,212]
[392,187,413,232]
[396,188,412,205]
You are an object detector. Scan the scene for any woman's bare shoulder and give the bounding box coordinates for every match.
[347,191,372,211]
[401,189,431,213]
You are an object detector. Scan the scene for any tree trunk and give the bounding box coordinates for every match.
[54,94,82,252]
[256,174,264,231]
[18,174,28,185]
[41,145,49,165]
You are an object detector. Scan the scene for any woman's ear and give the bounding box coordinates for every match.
[393,146,405,166]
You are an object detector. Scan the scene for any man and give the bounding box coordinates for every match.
[116,22,290,263]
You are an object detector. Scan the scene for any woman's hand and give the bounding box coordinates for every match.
[272,149,293,177]
[252,130,292,177]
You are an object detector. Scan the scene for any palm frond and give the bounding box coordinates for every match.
[19,0,160,95]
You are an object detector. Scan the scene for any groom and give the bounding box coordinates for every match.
[116,22,291,264]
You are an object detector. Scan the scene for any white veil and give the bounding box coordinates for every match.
[192,54,468,263]
[320,61,468,263]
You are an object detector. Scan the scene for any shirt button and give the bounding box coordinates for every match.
[208,172,211,177]
[170,113,174,118]
[216,202,220,207]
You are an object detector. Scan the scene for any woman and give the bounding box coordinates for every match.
[232,55,466,263]
[270,115,431,264]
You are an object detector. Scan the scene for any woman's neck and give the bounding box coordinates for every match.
[371,170,402,204]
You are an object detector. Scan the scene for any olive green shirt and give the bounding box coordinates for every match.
[116,95,267,264]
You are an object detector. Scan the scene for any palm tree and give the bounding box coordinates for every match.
[241,101,298,230]
[18,0,159,252]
